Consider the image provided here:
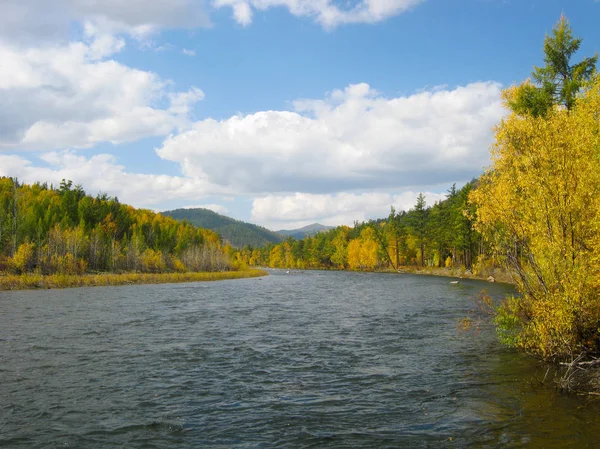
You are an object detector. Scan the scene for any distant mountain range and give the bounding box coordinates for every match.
[162,208,284,248]
[276,223,334,240]
[163,208,335,248]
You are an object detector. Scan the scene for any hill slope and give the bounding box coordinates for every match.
[163,208,284,248]
[277,223,334,240]
[0,177,229,275]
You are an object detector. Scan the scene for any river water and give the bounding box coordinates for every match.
[1,270,599,448]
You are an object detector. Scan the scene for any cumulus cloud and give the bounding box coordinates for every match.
[0,151,226,208]
[0,0,425,40]
[213,0,425,28]
[230,2,254,26]
[169,88,206,115]
[251,191,446,229]
[0,38,203,150]
[157,82,505,196]
[1,76,504,226]
[0,0,210,46]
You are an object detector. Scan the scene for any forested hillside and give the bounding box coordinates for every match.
[163,208,283,248]
[0,178,231,275]
[234,182,481,272]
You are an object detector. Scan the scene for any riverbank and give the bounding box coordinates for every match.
[401,266,600,396]
[267,264,514,284]
[395,265,514,284]
[0,268,268,290]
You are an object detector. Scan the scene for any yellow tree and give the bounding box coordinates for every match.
[269,245,284,268]
[282,241,294,268]
[470,75,600,360]
[250,249,261,266]
[359,227,379,270]
[7,242,35,274]
[347,238,362,270]
[347,228,380,270]
[331,226,350,268]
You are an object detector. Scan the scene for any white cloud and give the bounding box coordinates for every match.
[169,88,206,115]
[0,151,227,208]
[1,77,503,226]
[182,48,197,56]
[251,191,446,229]
[0,0,210,46]
[83,22,126,60]
[0,38,203,150]
[0,0,432,53]
[231,2,254,26]
[0,0,424,41]
[213,0,425,28]
[157,82,505,196]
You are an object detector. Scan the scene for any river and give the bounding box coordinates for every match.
[1,270,599,448]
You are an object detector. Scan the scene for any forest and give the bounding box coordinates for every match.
[233,182,482,274]
[0,178,233,276]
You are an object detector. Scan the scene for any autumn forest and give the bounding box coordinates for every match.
[232,182,481,274]
[0,178,232,277]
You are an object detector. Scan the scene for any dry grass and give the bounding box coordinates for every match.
[0,269,267,291]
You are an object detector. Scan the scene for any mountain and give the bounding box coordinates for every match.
[162,208,284,248]
[276,223,334,240]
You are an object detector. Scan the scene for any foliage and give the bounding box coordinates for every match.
[6,242,35,274]
[493,296,525,348]
[235,182,481,272]
[0,178,233,277]
[471,74,600,360]
[508,15,597,117]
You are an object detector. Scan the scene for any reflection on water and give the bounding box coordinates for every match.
[1,270,599,448]
[471,350,600,448]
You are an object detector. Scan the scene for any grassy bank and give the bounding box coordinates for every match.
[0,268,267,291]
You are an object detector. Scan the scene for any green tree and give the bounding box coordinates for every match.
[453,183,478,268]
[509,15,597,117]
[411,193,428,266]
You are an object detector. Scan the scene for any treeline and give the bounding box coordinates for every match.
[0,178,232,275]
[234,182,483,272]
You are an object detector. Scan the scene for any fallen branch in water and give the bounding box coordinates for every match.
[559,358,600,368]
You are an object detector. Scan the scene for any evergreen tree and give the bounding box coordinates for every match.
[412,193,428,266]
[509,15,597,117]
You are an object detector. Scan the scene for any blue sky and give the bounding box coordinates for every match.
[0,0,598,229]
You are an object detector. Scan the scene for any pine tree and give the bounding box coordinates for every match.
[509,15,597,117]
[413,193,428,266]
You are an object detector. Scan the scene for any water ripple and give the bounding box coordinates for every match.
[1,271,600,447]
